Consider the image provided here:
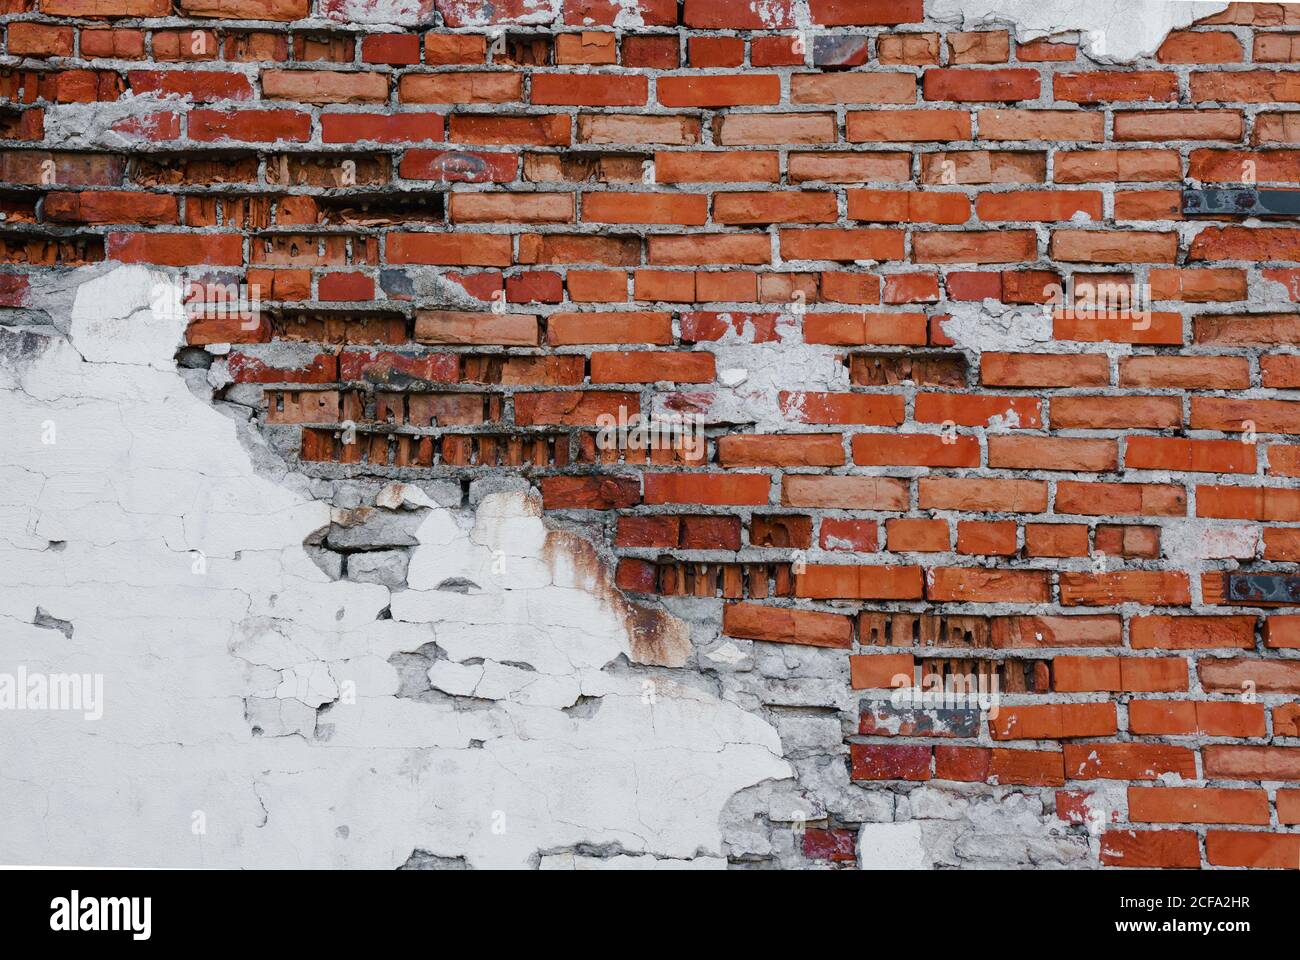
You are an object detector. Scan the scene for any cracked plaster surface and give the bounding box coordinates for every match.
[0,265,790,869]
[929,0,1230,61]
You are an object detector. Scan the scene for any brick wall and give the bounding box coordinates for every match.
[3,0,1300,868]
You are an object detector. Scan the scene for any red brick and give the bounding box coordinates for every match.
[261,69,386,104]
[948,30,1009,64]
[1100,831,1200,868]
[918,477,1046,513]
[43,190,176,225]
[80,27,145,58]
[926,568,1049,603]
[1205,831,1300,869]
[849,653,914,690]
[1192,70,1300,102]
[808,0,921,26]
[979,108,1103,141]
[1131,787,1268,826]
[914,393,1041,428]
[1131,615,1256,650]
[956,520,1016,556]
[792,73,915,105]
[643,474,770,506]
[688,36,743,67]
[622,35,679,68]
[848,190,970,225]
[1060,571,1190,606]
[923,68,1039,102]
[188,109,311,143]
[1125,436,1255,473]
[1157,31,1243,63]
[1025,524,1088,558]
[1017,40,1075,62]
[724,602,852,648]
[818,518,878,553]
[421,33,485,65]
[981,353,1108,387]
[850,744,931,781]
[400,73,520,105]
[531,73,647,107]
[389,233,511,267]
[989,749,1064,787]
[975,190,1102,222]
[782,477,907,511]
[717,434,844,467]
[989,703,1117,740]
[129,69,252,101]
[1054,71,1178,103]
[988,436,1117,472]
[934,745,990,782]
[42,0,170,15]
[659,75,781,107]
[583,193,707,226]
[885,519,949,553]
[515,390,638,426]
[796,565,922,600]
[178,0,306,17]
[913,230,1036,264]
[548,311,672,345]
[7,23,75,57]
[716,191,838,225]
[802,827,855,863]
[542,476,641,510]
[781,392,905,425]
[318,272,373,301]
[108,232,241,266]
[877,31,939,65]
[362,33,420,65]
[1128,700,1265,738]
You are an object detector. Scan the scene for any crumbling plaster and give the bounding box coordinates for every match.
[0,263,1106,870]
[930,0,1230,61]
[0,265,792,869]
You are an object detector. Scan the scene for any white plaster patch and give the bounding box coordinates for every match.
[0,266,791,868]
[42,95,191,150]
[321,0,437,25]
[1164,518,1261,562]
[857,821,929,870]
[908,789,1091,867]
[429,0,559,27]
[749,0,792,29]
[939,300,1053,356]
[538,853,727,870]
[928,0,1230,62]
[652,313,849,430]
[610,0,648,28]
[69,266,184,367]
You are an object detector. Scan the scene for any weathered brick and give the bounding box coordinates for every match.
[9,0,1300,875]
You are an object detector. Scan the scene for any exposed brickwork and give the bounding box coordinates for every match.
[3,0,1300,869]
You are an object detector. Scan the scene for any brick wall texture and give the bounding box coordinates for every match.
[4,0,1300,868]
